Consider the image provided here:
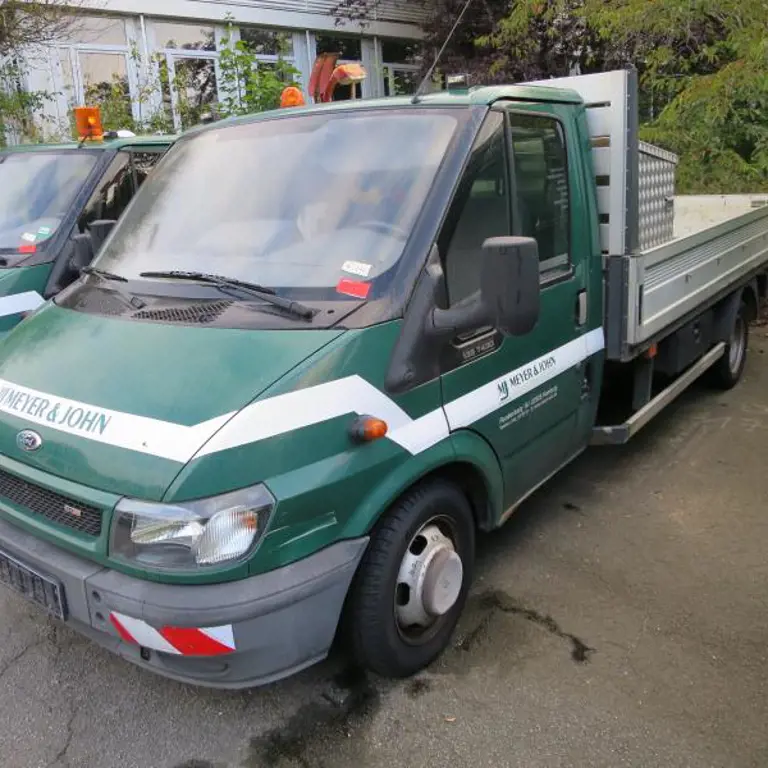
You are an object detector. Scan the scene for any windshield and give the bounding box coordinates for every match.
[0,151,98,252]
[96,109,461,299]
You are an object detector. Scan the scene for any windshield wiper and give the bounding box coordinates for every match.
[80,265,146,310]
[139,270,315,320]
[81,266,128,282]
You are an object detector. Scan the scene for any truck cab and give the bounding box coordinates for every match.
[0,74,763,688]
[0,133,173,335]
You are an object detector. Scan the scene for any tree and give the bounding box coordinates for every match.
[333,0,767,193]
[0,0,80,57]
[0,62,50,144]
[216,23,300,119]
[487,0,768,192]
[1,1,85,145]
[584,0,768,192]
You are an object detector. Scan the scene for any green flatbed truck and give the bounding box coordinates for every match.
[0,133,173,337]
[0,71,765,688]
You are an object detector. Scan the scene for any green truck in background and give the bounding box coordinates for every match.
[0,132,173,336]
[0,70,765,688]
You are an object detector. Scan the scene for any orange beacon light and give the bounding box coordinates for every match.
[74,106,104,141]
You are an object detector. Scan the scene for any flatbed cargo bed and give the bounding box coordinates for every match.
[606,203,768,360]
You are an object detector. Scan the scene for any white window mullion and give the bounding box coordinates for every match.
[135,15,162,125]
[166,54,181,132]
[124,18,142,125]
[71,49,84,105]
[50,48,70,128]
[213,56,224,112]
[291,31,310,95]
[306,31,317,100]
[144,17,165,125]
[215,25,240,111]
[215,25,236,48]
[360,38,376,99]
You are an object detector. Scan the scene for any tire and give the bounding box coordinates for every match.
[346,480,475,678]
[709,299,749,390]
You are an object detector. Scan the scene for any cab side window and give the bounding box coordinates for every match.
[440,112,510,306]
[78,153,132,232]
[78,149,165,233]
[130,150,165,188]
[508,113,570,278]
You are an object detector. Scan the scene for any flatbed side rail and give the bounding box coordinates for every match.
[630,205,768,347]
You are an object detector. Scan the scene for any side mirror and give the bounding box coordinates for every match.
[479,236,540,336]
[88,219,117,253]
[432,236,541,338]
[70,232,95,272]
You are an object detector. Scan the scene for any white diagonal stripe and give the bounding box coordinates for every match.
[0,329,605,462]
[0,291,44,318]
[199,625,236,649]
[195,374,414,458]
[387,408,450,455]
[444,329,604,430]
[111,612,181,654]
[0,377,233,463]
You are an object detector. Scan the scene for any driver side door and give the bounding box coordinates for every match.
[438,104,590,511]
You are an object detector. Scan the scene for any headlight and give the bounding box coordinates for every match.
[110,484,274,571]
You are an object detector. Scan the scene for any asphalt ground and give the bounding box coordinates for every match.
[2,321,767,768]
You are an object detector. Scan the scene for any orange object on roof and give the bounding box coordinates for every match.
[309,53,340,103]
[74,106,103,140]
[280,86,306,108]
[321,62,367,102]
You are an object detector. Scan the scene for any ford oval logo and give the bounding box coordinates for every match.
[16,430,42,452]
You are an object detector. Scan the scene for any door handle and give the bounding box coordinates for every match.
[576,290,587,327]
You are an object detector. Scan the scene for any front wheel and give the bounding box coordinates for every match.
[709,300,749,390]
[346,480,475,678]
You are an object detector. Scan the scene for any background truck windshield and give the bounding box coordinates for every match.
[96,109,460,297]
[0,152,98,252]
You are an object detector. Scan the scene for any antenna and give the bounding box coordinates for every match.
[412,0,475,104]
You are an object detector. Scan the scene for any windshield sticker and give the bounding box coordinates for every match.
[20,232,36,243]
[336,278,371,299]
[18,244,36,254]
[341,260,372,278]
[36,226,52,238]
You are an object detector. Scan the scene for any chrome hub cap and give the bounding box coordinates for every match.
[729,315,746,374]
[395,522,463,637]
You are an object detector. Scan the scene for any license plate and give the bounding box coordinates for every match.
[0,547,66,620]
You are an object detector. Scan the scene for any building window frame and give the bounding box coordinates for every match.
[49,15,139,135]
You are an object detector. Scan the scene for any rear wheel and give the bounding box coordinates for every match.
[346,480,475,678]
[709,300,749,390]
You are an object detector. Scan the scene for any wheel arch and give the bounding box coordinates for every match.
[713,282,757,341]
[340,430,504,540]
[741,279,760,322]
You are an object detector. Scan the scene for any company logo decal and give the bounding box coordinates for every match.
[497,355,557,403]
[0,385,111,436]
[16,429,42,452]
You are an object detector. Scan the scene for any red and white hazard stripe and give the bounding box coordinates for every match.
[109,612,236,656]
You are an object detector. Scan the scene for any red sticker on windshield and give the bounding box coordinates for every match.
[18,244,36,254]
[336,278,371,299]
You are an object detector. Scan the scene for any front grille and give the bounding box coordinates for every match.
[132,300,232,324]
[0,469,102,536]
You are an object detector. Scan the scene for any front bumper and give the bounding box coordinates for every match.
[0,514,367,688]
